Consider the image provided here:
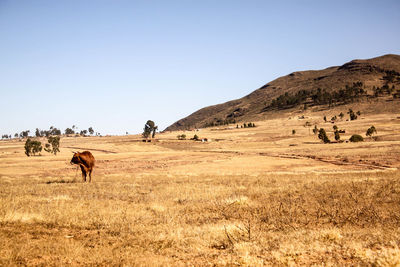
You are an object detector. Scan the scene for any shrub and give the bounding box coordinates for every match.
[349,134,364,142]
[193,134,199,141]
[177,134,186,140]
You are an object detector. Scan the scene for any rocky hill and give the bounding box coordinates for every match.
[165,54,400,131]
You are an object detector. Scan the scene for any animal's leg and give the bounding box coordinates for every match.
[80,165,87,182]
[88,169,92,183]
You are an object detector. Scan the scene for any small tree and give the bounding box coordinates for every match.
[193,134,199,141]
[312,125,318,135]
[333,125,338,131]
[348,109,357,121]
[65,128,75,135]
[24,138,42,156]
[152,125,158,138]
[334,130,340,141]
[366,126,377,138]
[339,112,344,119]
[88,127,94,135]
[80,130,88,136]
[143,120,157,139]
[35,128,41,137]
[44,136,60,155]
[318,128,330,143]
[20,130,30,138]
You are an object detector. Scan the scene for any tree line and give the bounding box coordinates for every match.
[1,125,99,140]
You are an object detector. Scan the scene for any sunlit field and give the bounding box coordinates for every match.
[1,111,400,266]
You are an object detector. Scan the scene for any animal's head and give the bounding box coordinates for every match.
[70,151,82,165]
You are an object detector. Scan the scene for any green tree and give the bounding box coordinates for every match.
[44,136,60,155]
[318,128,330,143]
[193,134,199,141]
[143,120,157,139]
[24,138,42,156]
[65,128,75,135]
[334,130,340,141]
[348,109,357,120]
[20,130,30,138]
[366,126,377,138]
[35,128,41,137]
[312,125,318,135]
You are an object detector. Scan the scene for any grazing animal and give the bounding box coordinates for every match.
[70,151,95,182]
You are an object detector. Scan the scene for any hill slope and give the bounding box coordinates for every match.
[165,54,400,131]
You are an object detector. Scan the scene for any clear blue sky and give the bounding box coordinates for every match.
[1,0,399,136]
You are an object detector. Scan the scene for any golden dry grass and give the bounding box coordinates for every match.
[1,111,400,266]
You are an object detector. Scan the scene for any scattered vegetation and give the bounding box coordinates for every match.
[348,109,358,120]
[265,82,366,110]
[204,118,236,128]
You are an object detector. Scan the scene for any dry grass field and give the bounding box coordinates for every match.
[1,109,400,266]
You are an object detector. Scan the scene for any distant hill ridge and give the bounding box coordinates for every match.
[165,54,400,131]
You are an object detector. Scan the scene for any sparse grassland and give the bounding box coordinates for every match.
[1,112,400,266]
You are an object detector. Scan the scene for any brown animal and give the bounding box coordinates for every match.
[70,151,95,182]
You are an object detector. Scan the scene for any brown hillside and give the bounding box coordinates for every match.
[165,54,400,131]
